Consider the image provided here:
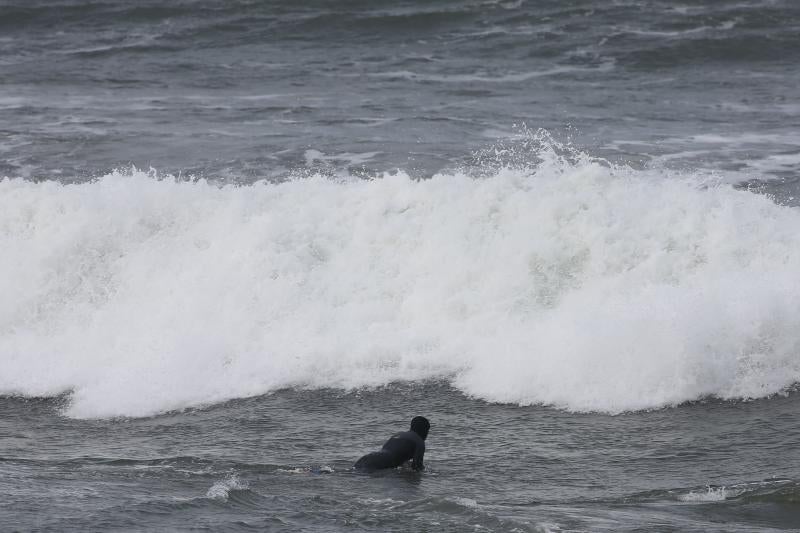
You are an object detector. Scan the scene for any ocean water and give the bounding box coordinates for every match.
[2,1,800,531]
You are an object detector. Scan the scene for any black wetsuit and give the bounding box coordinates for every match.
[354,430,425,471]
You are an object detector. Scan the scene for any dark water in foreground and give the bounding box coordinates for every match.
[2,385,799,532]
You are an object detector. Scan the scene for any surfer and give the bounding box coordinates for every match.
[354,416,430,472]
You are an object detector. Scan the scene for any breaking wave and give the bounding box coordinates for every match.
[2,138,800,418]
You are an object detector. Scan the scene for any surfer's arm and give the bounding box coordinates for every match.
[411,441,425,471]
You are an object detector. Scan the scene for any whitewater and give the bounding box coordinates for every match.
[3,142,799,419]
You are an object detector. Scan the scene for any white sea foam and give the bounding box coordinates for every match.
[619,20,737,39]
[276,467,310,474]
[366,62,614,83]
[450,496,479,508]
[206,475,247,501]
[678,486,733,502]
[2,141,800,418]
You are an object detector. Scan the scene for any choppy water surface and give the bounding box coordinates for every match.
[3,386,800,532]
[2,0,799,184]
[2,0,800,531]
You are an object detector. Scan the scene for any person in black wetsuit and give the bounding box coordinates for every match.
[354,416,430,472]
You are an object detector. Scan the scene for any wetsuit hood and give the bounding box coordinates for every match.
[410,416,430,440]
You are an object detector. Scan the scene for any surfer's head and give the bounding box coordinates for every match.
[410,416,430,440]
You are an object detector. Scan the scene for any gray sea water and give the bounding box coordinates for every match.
[2,1,800,531]
[3,386,800,532]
